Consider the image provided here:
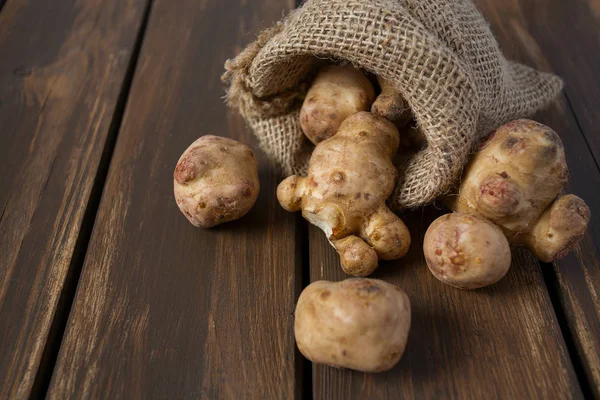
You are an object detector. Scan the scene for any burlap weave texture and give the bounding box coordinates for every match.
[223,0,562,209]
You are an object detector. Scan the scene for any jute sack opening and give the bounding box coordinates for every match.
[222,0,562,209]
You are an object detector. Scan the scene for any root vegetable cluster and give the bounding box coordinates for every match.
[173,63,590,374]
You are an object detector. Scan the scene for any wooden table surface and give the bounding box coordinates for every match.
[1,0,599,398]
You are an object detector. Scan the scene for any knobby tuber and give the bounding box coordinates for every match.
[448,119,590,262]
[174,135,259,228]
[295,279,411,373]
[424,213,511,289]
[300,65,375,144]
[371,76,412,128]
[277,112,411,276]
[524,194,590,262]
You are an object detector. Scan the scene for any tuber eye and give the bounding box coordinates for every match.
[331,171,346,183]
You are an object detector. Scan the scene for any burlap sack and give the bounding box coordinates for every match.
[222,0,562,209]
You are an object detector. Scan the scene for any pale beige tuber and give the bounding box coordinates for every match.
[174,135,259,228]
[277,112,411,276]
[424,213,511,289]
[448,119,590,262]
[294,278,411,373]
[371,76,412,127]
[524,194,590,262]
[300,65,375,144]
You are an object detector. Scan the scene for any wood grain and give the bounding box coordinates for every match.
[47,0,300,398]
[473,1,600,395]
[310,207,582,399]
[0,0,148,398]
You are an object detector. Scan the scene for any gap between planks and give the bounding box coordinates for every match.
[295,213,313,400]
[563,94,600,173]
[27,0,157,398]
[541,257,595,399]
[294,7,311,400]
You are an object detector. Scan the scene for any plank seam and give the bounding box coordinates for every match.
[541,262,594,398]
[290,3,311,398]
[297,215,313,400]
[0,198,7,224]
[563,92,600,173]
[28,0,157,397]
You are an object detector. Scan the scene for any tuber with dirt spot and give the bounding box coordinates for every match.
[174,135,259,228]
[277,112,411,276]
[300,65,375,145]
[447,119,590,262]
[424,213,511,289]
[295,278,411,373]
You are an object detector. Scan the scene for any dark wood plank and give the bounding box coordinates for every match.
[47,0,301,398]
[0,0,149,398]
[310,209,582,399]
[473,1,600,396]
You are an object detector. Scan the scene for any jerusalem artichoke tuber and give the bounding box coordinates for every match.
[295,278,411,373]
[300,65,375,145]
[277,112,411,276]
[174,135,259,228]
[448,119,590,262]
[524,194,590,262]
[424,213,511,289]
[371,76,412,127]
